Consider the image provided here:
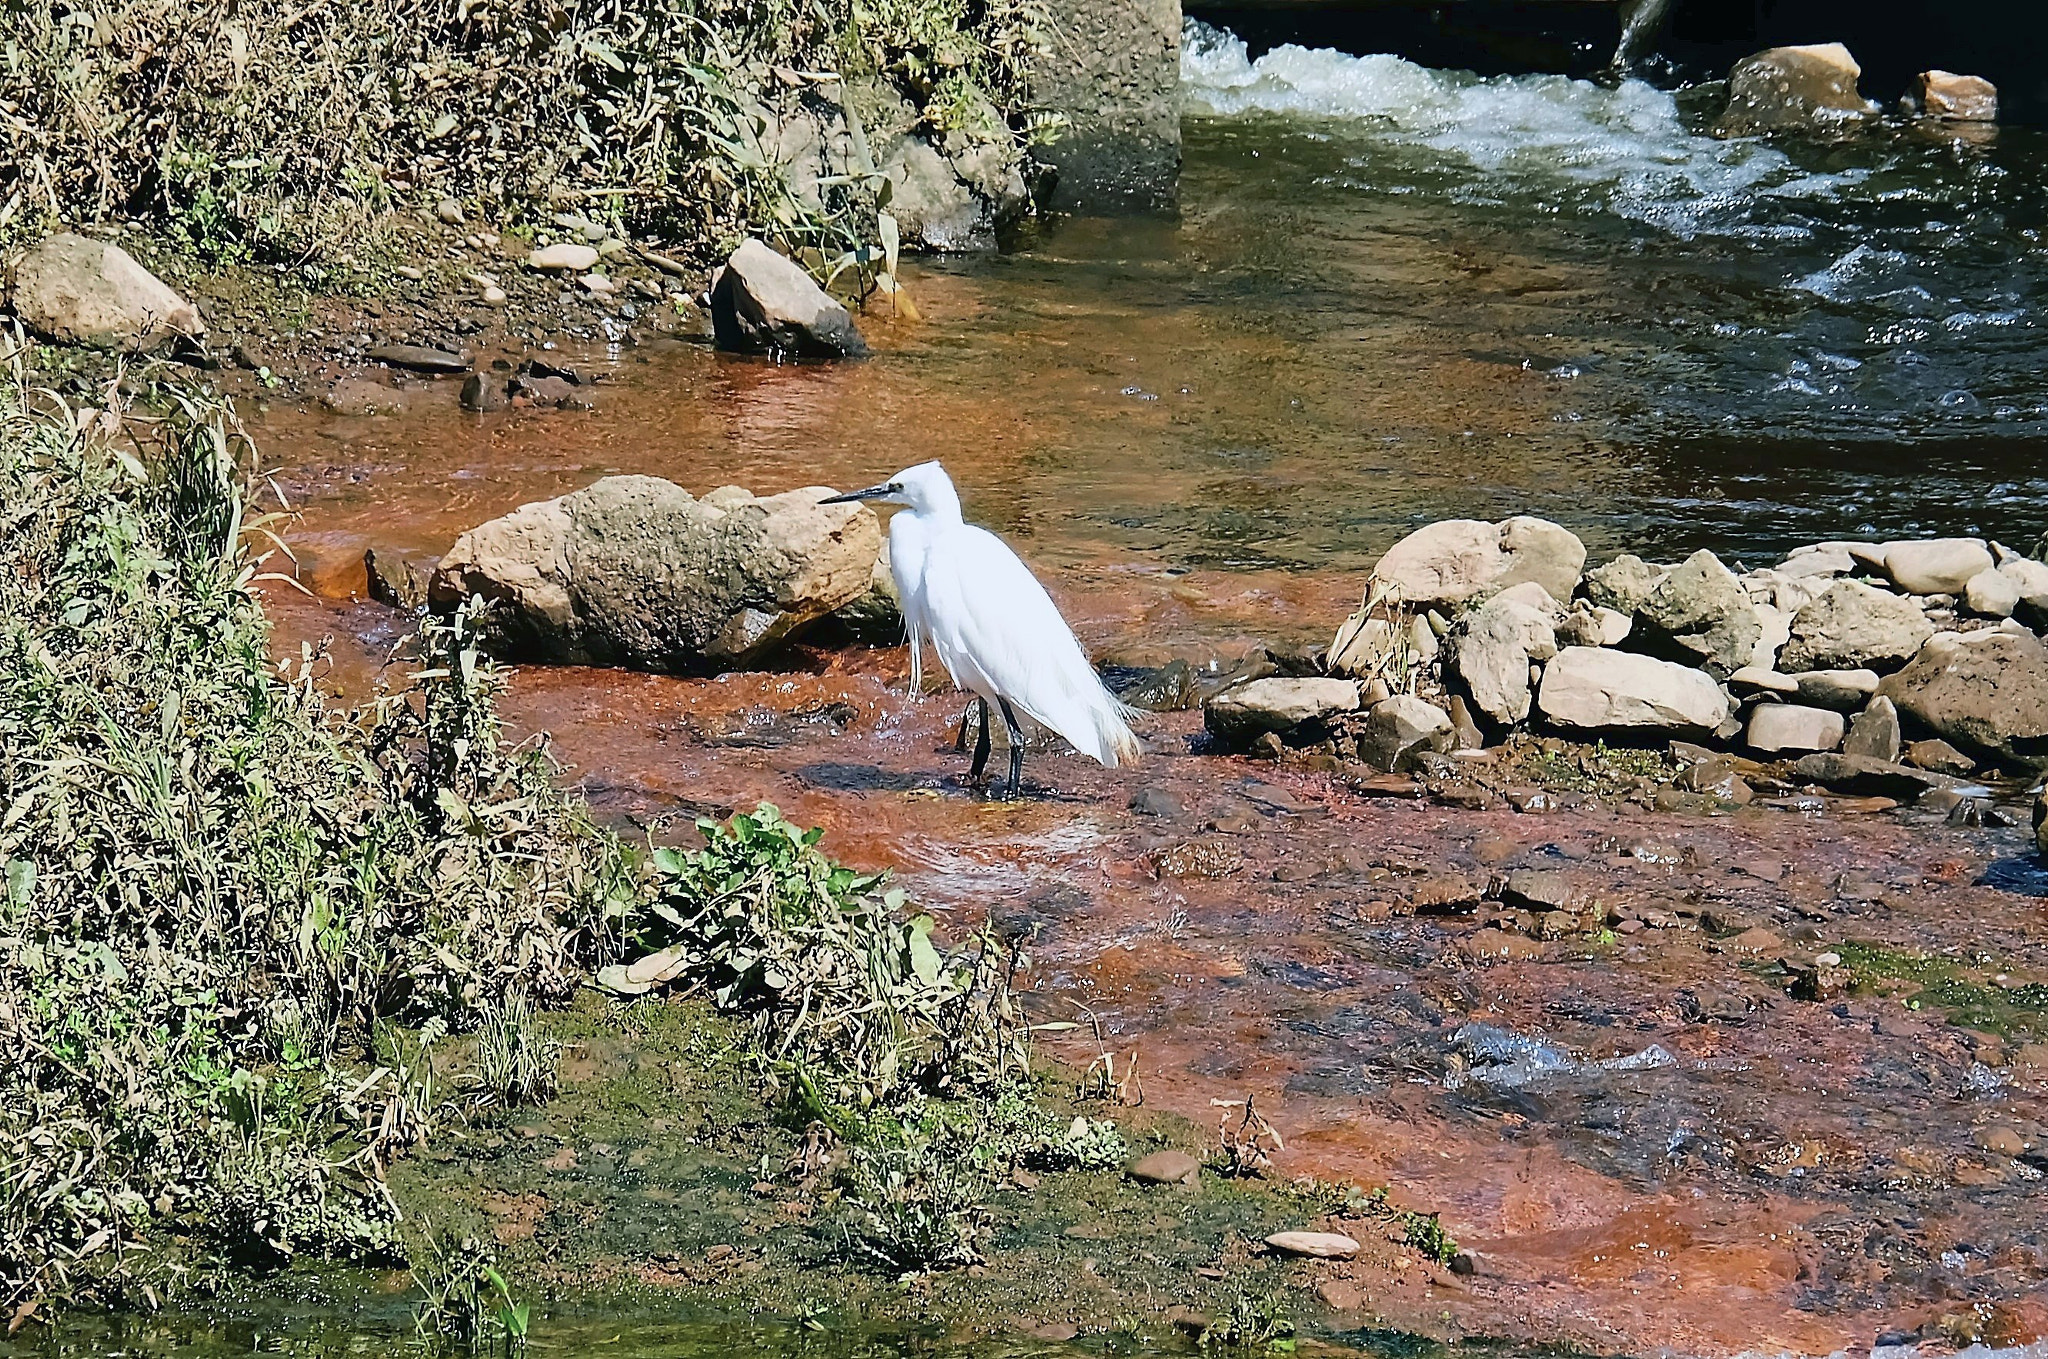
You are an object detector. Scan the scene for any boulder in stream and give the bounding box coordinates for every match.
[430,475,883,670]
[1713,43,1877,138]
[709,238,868,358]
[1909,71,1998,123]
[1882,538,1993,596]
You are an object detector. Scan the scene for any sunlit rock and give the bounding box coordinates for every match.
[1882,538,1994,595]
[1745,703,1844,754]
[1779,579,1933,672]
[1714,43,1877,138]
[709,238,868,358]
[431,475,882,670]
[1536,646,1728,735]
[1204,676,1360,747]
[7,232,204,353]
[1879,628,2048,768]
[1909,70,1998,123]
[1371,516,1584,613]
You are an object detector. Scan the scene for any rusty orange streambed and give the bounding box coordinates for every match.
[239,107,2048,1356]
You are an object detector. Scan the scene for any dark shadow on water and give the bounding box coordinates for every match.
[795,761,929,793]
[1978,855,2048,897]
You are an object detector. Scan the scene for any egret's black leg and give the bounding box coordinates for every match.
[998,698,1026,800]
[953,702,975,754]
[967,696,992,784]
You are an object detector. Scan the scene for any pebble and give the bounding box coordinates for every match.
[1127,1150,1201,1185]
[394,265,425,281]
[481,285,508,305]
[528,241,600,272]
[1264,1230,1360,1259]
[1977,1126,2027,1157]
[580,272,615,294]
[436,198,465,225]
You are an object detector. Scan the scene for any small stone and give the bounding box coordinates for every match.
[1977,1126,2027,1157]
[436,198,465,225]
[481,285,508,305]
[1450,1249,1483,1276]
[366,342,470,374]
[1265,1231,1360,1260]
[1127,1150,1200,1185]
[1842,696,1902,762]
[1912,70,1998,122]
[1729,666,1799,695]
[1723,926,1786,956]
[1963,567,2020,618]
[1792,669,1879,711]
[1904,738,1975,775]
[709,238,868,358]
[528,241,600,272]
[460,373,510,412]
[2036,788,2048,857]
[579,272,615,295]
[7,232,205,353]
[1359,694,1454,772]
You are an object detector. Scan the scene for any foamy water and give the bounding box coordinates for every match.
[1180,19,1861,239]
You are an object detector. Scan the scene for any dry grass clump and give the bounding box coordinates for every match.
[1,0,1053,266]
[0,338,634,1313]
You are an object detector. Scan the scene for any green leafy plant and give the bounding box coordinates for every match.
[1201,1292,1297,1351]
[412,1232,531,1354]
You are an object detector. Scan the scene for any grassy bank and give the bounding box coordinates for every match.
[4,0,1052,272]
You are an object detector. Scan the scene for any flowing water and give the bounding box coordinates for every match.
[164,24,2048,1358]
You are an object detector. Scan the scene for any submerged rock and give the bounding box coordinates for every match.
[1371,516,1584,612]
[1879,629,2048,768]
[1204,677,1360,747]
[7,232,205,352]
[709,239,868,358]
[1537,647,1728,736]
[1714,43,1876,138]
[430,475,882,670]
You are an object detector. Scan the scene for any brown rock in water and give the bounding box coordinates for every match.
[460,373,510,411]
[1714,43,1876,138]
[431,476,882,671]
[367,342,470,374]
[1127,1150,1200,1185]
[1911,70,1998,122]
[1904,737,1976,775]
[1205,677,1360,748]
[709,238,868,358]
[1359,694,1453,772]
[2035,788,2047,858]
[1746,703,1845,754]
[7,232,205,352]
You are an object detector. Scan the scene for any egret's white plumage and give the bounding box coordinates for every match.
[824,461,1139,792]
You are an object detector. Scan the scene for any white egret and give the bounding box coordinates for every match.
[823,462,1140,797]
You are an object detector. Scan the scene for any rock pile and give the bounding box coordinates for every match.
[1205,521,2048,792]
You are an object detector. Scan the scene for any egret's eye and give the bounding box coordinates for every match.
[888,482,904,493]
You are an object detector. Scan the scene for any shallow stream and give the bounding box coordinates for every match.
[154,24,2048,1358]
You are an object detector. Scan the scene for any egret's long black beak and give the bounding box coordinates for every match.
[820,481,901,504]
